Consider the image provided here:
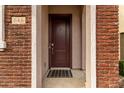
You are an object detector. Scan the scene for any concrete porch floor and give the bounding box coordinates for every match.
[43,69,85,88]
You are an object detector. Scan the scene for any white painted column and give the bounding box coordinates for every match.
[32,5,43,88]
[85,5,96,88]
[90,5,96,88]
[0,5,6,51]
[32,5,37,88]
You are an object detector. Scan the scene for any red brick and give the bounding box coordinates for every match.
[0,5,31,88]
[96,5,119,88]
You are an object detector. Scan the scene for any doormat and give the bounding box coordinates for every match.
[47,69,73,78]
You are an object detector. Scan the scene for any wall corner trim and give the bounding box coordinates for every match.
[31,5,37,88]
[90,5,96,88]
[0,5,6,51]
[85,5,96,88]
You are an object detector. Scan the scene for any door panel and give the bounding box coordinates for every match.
[49,15,71,68]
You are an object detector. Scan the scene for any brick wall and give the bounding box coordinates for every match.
[96,5,119,88]
[0,5,31,88]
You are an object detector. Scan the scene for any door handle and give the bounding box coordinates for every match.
[49,43,54,54]
[51,43,54,54]
[48,43,54,48]
[51,43,54,47]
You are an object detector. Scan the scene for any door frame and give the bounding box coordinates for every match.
[48,14,72,68]
[31,5,96,88]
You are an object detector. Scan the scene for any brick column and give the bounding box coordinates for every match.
[0,6,31,88]
[96,5,119,88]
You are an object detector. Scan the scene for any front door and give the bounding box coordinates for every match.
[49,14,72,68]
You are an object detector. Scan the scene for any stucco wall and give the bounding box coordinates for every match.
[48,5,82,69]
[36,6,49,87]
[82,6,86,70]
[36,5,42,88]
[41,6,49,78]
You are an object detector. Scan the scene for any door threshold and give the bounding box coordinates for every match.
[50,67,71,70]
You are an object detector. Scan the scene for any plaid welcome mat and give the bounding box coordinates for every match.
[47,69,73,78]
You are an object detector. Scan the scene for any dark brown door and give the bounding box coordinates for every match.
[49,14,72,68]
